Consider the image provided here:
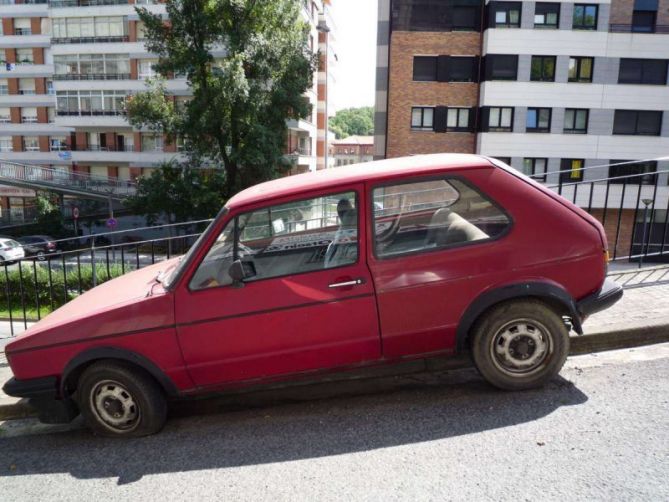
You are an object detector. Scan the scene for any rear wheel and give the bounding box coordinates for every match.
[471,300,570,390]
[77,362,167,437]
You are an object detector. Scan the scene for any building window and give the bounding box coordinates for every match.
[485,55,518,80]
[568,56,594,82]
[50,136,68,152]
[0,79,7,96]
[48,108,55,123]
[452,6,480,31]
[526,108,551,132]
[632,10,656,33]
[411,107,434,130]
[493,157,511,165]
[530,56,556,82]
[609,160,657,185]
[0,107,9,123]
[23,136,39,152]
[486,107,514,132]
[18,78,36,95]
[618,59,668,85]
[138,59,159,79]
[613,110,662,136]
[573,4,598,30]
[523,158,548,181]
[490,2,521,28]
[447,108,471,132]
[560,159,584,182]
[564,109,589,134]
[449,56,478,82]
[14,18,32,36]
[16,49,34,65]
[54,54,131,80]
[52,16,128,42]
[413,56,437,81]
[21,107,38,123]
[0,136,12,152]
[141,134,164,151]
[56,90,128,116]
[534,3,560,29]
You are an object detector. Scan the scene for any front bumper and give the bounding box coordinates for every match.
[3,377,78,424]
[577,278,624,319]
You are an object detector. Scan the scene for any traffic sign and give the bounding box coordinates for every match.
[106,217,117,228]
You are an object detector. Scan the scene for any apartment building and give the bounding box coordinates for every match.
[375,0,669,258]
[0,0,335,222]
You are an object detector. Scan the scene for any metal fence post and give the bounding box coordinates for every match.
[91,232,96,288]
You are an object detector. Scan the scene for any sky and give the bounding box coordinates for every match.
[329,0,378,111]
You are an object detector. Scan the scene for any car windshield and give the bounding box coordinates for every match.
[162,207,229,288]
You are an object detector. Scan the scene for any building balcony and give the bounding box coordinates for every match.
[0,94,56,107]
[286,118,317,135]
[53,73,131,81]
[0,34,51,49]
[0,63,54,78]
[51,36,130,45]
[54,112,128,127]
[0,2,48,17]
[49,0,128,7]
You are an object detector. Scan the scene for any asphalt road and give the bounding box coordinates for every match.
[1,344,668,501]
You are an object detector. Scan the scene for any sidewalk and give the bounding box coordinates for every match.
[1,280,668,421]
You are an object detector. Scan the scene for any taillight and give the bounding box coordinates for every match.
[47,242,55,249]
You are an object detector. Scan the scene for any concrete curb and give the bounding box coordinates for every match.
[1,324,668,422]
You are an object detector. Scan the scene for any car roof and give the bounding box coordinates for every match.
[227,154,494,209]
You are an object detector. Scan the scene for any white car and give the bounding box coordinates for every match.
[0,238,25,264]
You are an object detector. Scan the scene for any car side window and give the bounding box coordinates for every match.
[372,178,510,258]
[190,191,358,290]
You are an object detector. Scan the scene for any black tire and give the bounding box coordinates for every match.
[77,361,167,437]
[471,300,570,391]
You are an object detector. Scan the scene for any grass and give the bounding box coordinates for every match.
[0,305,52,322]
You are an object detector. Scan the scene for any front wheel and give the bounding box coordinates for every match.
[77,362,167,437]
[471,300,570,390]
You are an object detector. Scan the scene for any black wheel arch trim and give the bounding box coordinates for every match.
[61,347,180,398]
[455,281,582,352]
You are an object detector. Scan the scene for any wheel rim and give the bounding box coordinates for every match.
[489,318,553,376]
[90,380,141,432]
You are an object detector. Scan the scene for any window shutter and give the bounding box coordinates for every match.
[437,56,450,82]
[471,56,481,83]
[482,56,491,81]
[434,106,448,133]
[468,107,477,131]
[479,107,490,132]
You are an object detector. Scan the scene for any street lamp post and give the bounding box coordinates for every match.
[639,198,653,269]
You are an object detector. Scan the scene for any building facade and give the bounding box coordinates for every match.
[333,135,374,166]
[375,0,669,258]
[0,0,335,222]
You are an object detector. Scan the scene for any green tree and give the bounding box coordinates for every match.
[329,107,374,139]
[126,0,316,199]
[33,192,67,237]
[124,162,227,225]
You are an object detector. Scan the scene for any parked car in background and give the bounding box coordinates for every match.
[3,154,623,437]
[16,235,59,260]
[0,238,25,264]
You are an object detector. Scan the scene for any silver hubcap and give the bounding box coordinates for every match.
[90,380,140,432]
[490,319,552,376]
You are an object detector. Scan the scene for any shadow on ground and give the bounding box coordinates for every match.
[0,367,587,484]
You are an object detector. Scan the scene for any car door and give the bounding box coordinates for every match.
[174,185,381,389]
[366,171,513,358]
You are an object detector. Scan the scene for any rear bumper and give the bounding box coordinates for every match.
[3,377,78,424]
[577,278,624,319]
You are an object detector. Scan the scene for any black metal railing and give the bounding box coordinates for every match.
[0,219,212,337]
[545,165,669,264]
[53,73,131,81]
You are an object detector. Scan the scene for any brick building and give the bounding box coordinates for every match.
[375,0,669,259]
[333,135,374,166]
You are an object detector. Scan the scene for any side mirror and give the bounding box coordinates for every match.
[229,259,256,287]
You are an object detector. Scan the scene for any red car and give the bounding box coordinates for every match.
[3,154,622,437]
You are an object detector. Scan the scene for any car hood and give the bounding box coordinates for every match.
[5,258,180,354]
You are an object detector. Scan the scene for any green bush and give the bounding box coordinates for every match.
[0,262,125,315]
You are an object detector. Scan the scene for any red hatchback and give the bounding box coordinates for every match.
[3,154,622,436]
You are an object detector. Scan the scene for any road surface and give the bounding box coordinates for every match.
[1,344,668,501]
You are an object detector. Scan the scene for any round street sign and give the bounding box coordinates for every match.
[106,217,117,228]
[73,207,80,219]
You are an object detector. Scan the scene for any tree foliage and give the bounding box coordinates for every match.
[124,162,227,224]
[126,0,317,199]
[329,107,374,139]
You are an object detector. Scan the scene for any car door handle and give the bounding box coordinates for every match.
[328,278,364,289]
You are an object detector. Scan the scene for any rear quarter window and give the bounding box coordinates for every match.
[372,177,511,258]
